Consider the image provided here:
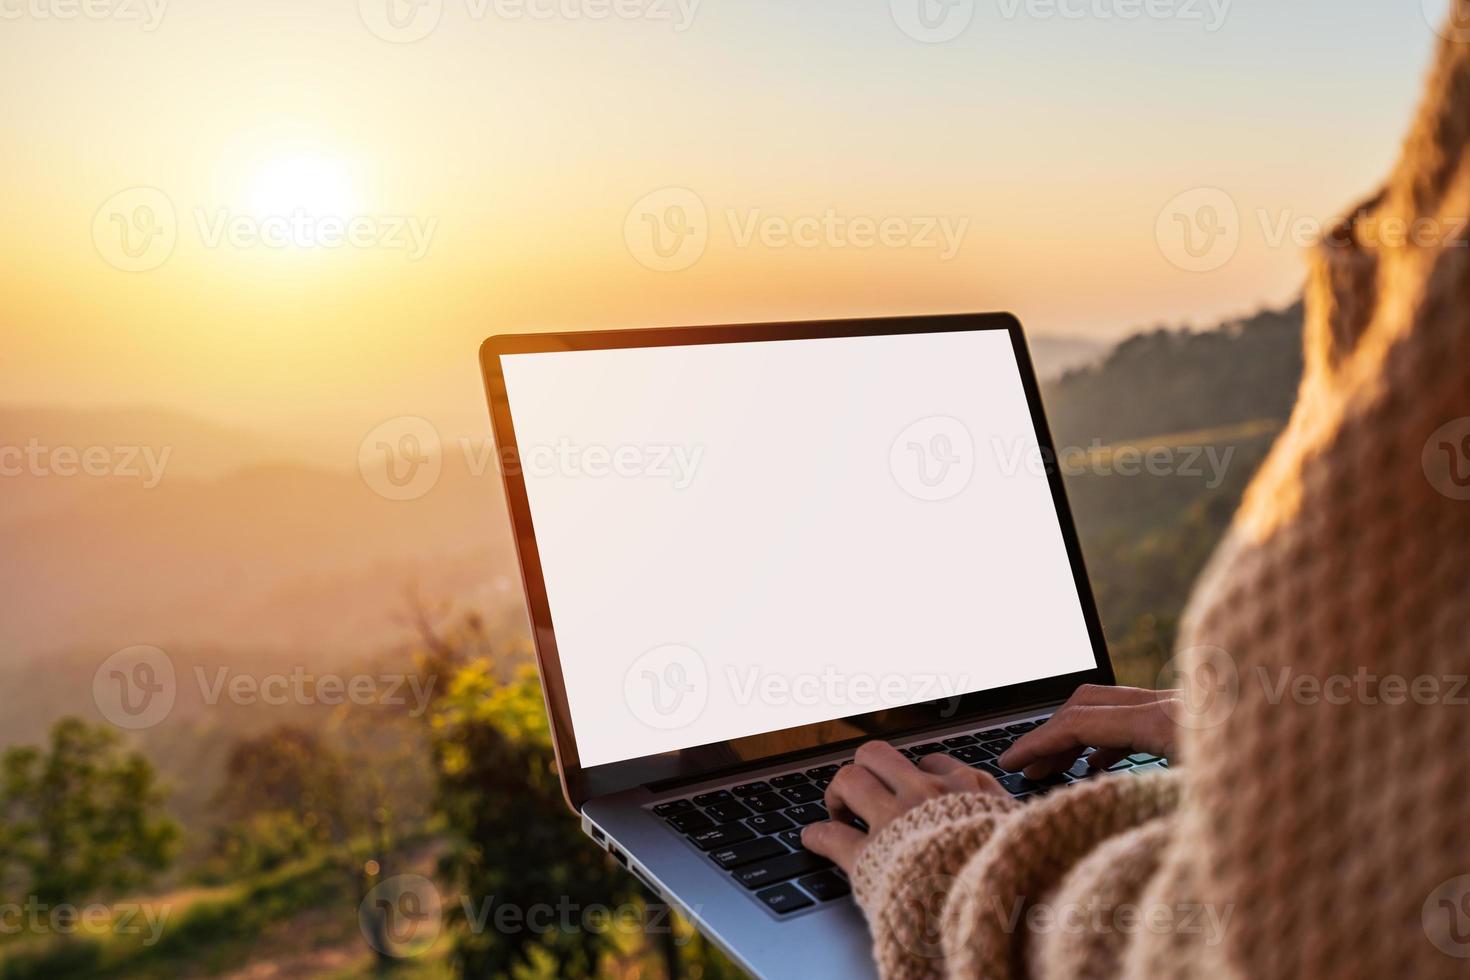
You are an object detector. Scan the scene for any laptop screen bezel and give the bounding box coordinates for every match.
[479,313,1115,811]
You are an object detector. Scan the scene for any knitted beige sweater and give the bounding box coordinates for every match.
[850,26,1470,980]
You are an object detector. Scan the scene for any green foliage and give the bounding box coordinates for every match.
[0,718,178,907]
[430,661,643,977]
[208,724,350,871]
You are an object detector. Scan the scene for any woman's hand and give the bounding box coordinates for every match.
[801,740,1005,873]
[999,684,1181,779]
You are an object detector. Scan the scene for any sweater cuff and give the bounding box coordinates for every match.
[850,791,1022,980]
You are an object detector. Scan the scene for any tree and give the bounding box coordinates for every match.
[0,717,178,907]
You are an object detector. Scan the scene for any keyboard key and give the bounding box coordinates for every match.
[909,742,947,756]
[778,829,805,850]
[898,748,917,759]
[971,760,1005,777]
[1127,752,1161,765]
[1106,759,1135,771]
[755,883,813,915]
[1066,758,1102,779]
[942,734,978,748]
[811,777,832,790]
[668,811,714,834]
[977,728,1007,740]
[693,790,733,807]
[744,792,787,814]
[805,764,840,779]
[710,837,787,869]
[798,870,852,902]
[982,739,1013,756]
[689,824,756,851]
[948,744,992,764]
[784,803,828,825]
[734,851,829,889]
[653,799,694,817]
[770,773,808,788]
[706,800,753,823]
[998,772,1070,796]
[1130,761,1166,774]
[779,783,824,805]
[732,781,772,797]
[1006,721,1038,735]
[746,812,795,834]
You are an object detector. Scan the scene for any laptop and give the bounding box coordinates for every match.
[477,313,1130,979]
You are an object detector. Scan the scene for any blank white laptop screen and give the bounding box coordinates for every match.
[499,330,1096,769]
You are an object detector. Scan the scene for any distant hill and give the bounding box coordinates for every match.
[1027,334,1109,381]
[1042,304,1305,446]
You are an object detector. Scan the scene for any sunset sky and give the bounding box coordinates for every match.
[0,0,1450,447]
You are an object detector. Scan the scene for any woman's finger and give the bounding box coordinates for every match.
[916,753,969,776]
[825,759,902,827]
[852,740,929,794]
[999,702,1168,773]
[801,820,867,873]
[1064,684,1173,707]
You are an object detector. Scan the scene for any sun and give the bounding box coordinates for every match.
[247,153,359,220]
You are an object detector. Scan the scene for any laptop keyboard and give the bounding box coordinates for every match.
[645,714,1169,917]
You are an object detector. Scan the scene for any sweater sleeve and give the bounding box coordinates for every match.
[849,774,1180,980]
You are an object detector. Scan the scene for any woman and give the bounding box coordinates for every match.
[802,19,1470,980]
